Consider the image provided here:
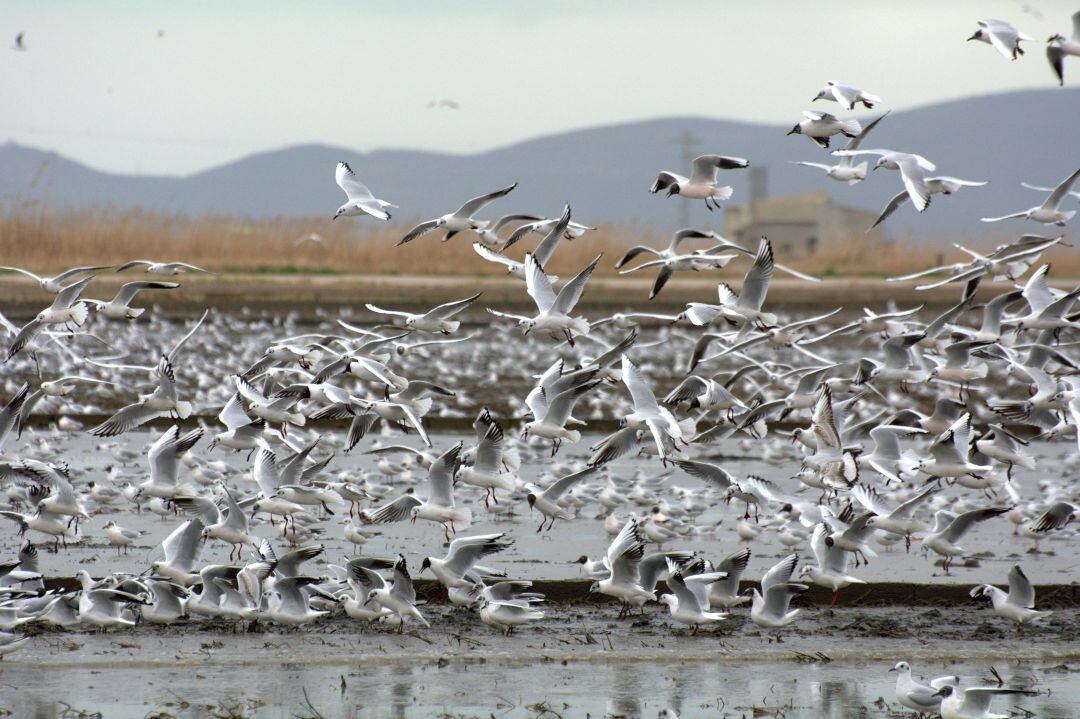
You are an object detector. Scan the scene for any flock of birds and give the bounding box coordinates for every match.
[1,12,1079,719]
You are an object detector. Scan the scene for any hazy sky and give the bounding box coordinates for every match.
[3,1,1075,175]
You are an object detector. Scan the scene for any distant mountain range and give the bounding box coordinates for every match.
[2,88,1078,239]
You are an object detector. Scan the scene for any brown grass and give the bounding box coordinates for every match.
[1,203,1076,279]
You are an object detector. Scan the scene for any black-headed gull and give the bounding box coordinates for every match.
[936,682,1036,719]
[365,292,480,334]
[397,182,517,245]
[982,167,1080,225]
[0,263,109,293]
[890,661,958,716]
[332,161,395,221]
[967,18,1031,60]
[526,465,597,531]
[1047,11,1080,84]
[88,280,178,320]
[923,505,1009,572]
[812,80,882,109]
[790,111,887,185]
[749,554,806,628]
[969,564,1053,631]
[487,252,601,346]
[786,111,861,148]
[116,260,210,275]
[650,154,749,211]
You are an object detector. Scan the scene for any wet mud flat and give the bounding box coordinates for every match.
[5,606,1080,718]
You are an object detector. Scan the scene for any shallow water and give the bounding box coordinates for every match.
[1,655,1076,718]
[8,430,1078,586]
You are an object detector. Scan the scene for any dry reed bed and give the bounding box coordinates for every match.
[0,205,1075,278]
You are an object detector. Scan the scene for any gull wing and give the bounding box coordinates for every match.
[453,183,517,218]
[553,254,602,315]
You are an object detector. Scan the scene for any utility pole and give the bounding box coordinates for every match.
[670,131,702,229]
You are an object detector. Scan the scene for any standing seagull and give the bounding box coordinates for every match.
[812,81,882,110]
[982,167,1080,225]
[397,183,517,245]
[650,154,749,211]
[968,18,1031,60]
[332,161,396,221]
[1047,11,1080,85]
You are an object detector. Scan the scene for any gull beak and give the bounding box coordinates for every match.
[786,128,797,136]
[966,32,979,41]
[888,667,897,673]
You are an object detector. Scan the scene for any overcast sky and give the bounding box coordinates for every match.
[2,0,1075,175]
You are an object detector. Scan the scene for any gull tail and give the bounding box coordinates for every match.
[70,302,90,328]
[839,119,862,137]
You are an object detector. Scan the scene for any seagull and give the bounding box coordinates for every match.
[364,443,470,540]
[13,32,25,51]
[650,154,750,211]
[890,662,959,717]
[1046,11,1080,85]
[521,371,600,455]
[832,149,937,212]
[458,411,516,506]
[88,311,208,436]
[658,570,728,632]
[0,264,109,293]
[152,519,205,586]
[1028,500,1078,532]
[786,111,861,148]
[590,518,654,616]
[790,112,888,185]
[707,548,752,609]
[812,81,882,110]
[397,183,517,245]
[365,293,481,334]
[968,18,1031,60]
[970,565,1052,631]
[115,260,210,275]
[867,176,988,230]
[614,228,726,269]
[332,161,396,221]
[6,276,96,361]
[487,253,601,346]
[620,354,692,458]
[103,521,144,556]
[802,523,865,605]
[682,237,778,328]
[526,466,597,531]
[749,554,806,628]
[472,213,544,246]
[419,533,513,589]
[480,597,545,635]
[263,576,331,625]
[937,683,1036,719]
[983,167,1080,225]
[857,484,935,548]
[500,214,595,251]
[365,555,429,633]
[342,557,396,627]
[87,281,179,320]
[923,506,1010,572]
[471,205,571,279]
